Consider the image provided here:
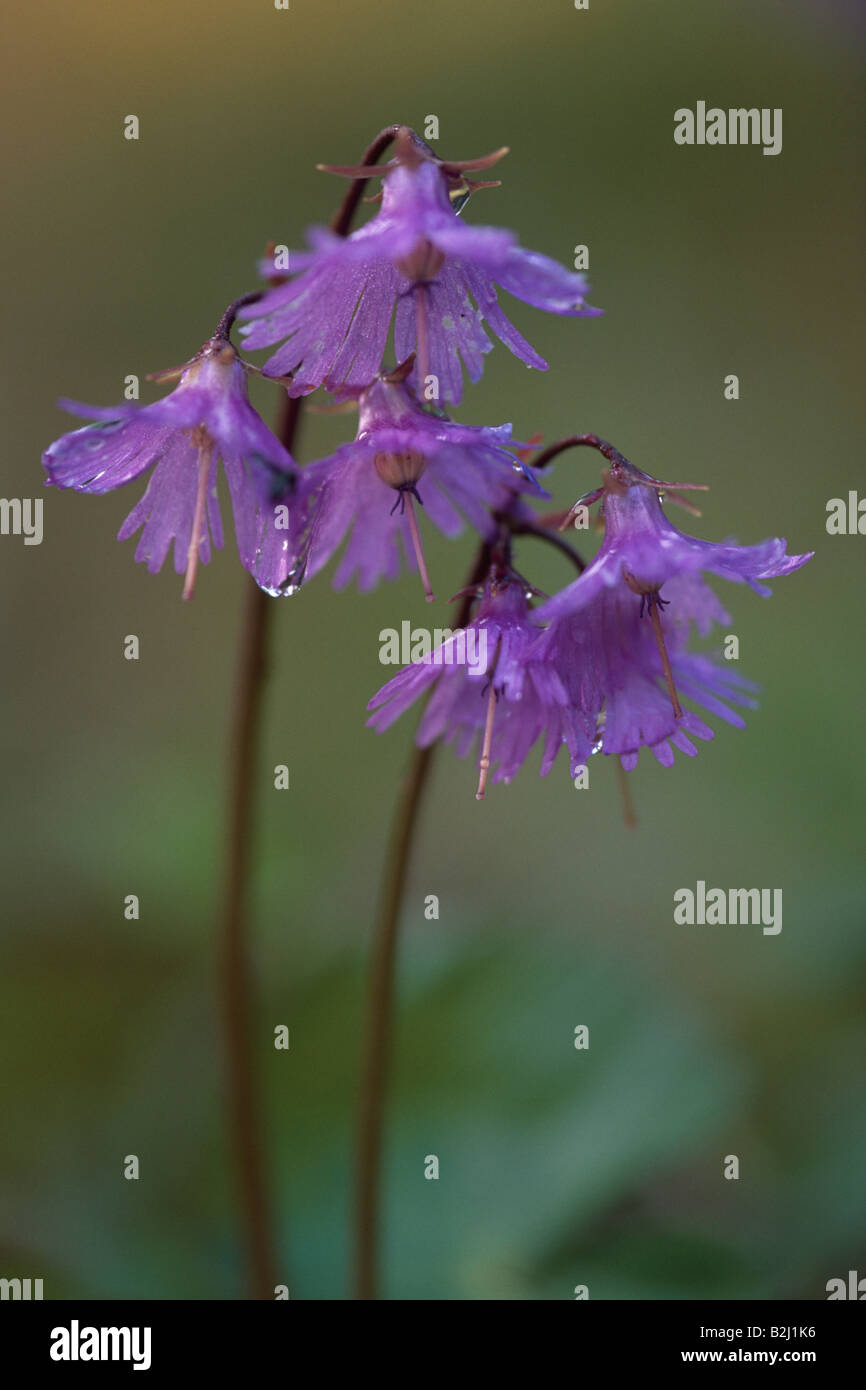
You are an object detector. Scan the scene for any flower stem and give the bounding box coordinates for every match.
[218,130,399,1302]
[219,577,276,1299]
[354,740,436,1301]
[330,127,400,236]
[354,540,492,1300]
[219,392,304,1300]
[529,432,628,472]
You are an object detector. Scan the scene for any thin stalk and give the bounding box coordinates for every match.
[354,541,492,1300]
[218,131,397,1301]
[330,127,400,236]
[530,432,627,472]
[353,740,436,1301]
[219,393,303,1299]
[219,578,276,1299]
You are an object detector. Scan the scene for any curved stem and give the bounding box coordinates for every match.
[354,540,492,1300]
[530,432,628,472]
[216,291,263,341]
[508,518,586,573]
[330,126,400,236]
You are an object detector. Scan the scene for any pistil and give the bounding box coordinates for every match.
[475,637,503,800]
[476,680,498,801]
[623,568,683,718]
[646,596,682,718]
[401,489,435,603]
[183,438,213,601]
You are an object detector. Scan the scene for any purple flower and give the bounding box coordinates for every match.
[42,332,297,598]
[367,568,594,797]
[535,447,812,626]
[536,572,759,770]
[529,438,811,768]
[240,128,601,405]
[253,374,545,601]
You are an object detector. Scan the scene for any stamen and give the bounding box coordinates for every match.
[183,441,212,601]
[475,679,498,801]
[401,490,435,603]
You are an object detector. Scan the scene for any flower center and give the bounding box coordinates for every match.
[373,449,426,490]
[188,423,212,451]
[395,239,446,283]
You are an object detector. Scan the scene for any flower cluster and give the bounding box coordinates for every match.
[368,451,810,793]
[42,124,812,797]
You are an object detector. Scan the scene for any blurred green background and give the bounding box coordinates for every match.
[1,0,863,1300]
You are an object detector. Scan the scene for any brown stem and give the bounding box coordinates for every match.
[354,540,491,1300]
[219,578,276,1300]
[354,740,436,1301]
[219,392,304,1300]
[530,432,628,472]
[508,518,586,573]
[330,127,400,236]
[218,130,398,1301]
[216,291,263,340]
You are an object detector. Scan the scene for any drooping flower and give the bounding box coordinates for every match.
[253,372,545,601]
[42,321,297,598]
[240,127,601,406]
[535,443,812,626]
[534,571,759,770]
[529,437,811,767]
[367,565,594,797]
